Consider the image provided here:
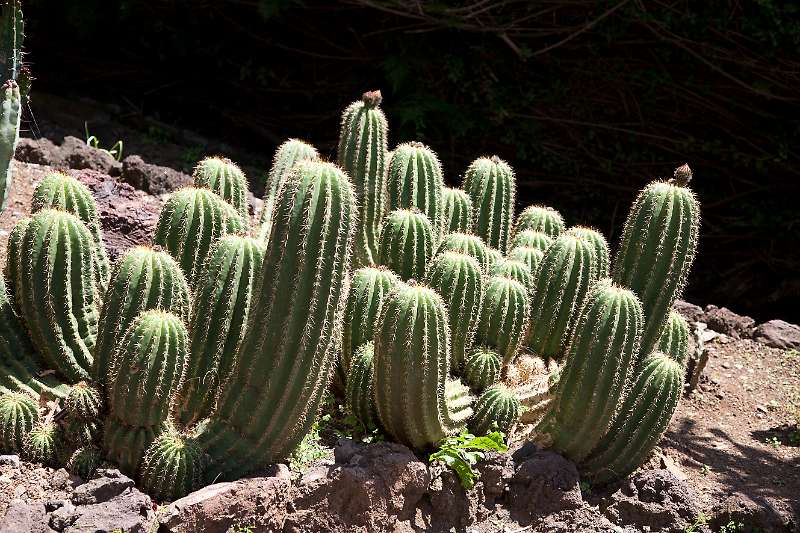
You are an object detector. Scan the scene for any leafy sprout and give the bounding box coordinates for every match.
[429,430,508,490]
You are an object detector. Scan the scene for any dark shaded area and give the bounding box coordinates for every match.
[19,0,800,322]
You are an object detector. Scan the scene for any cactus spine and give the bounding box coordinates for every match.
[526,233,597,359]
[436,232,490,272]
[192,156,250,219]
[94,247,190,384]
[490,258,534,294]
[200,160,355,480]
[377,209,434,281]
[463,156,515,252]
[545,279,643,462]
[0,80,20,211]
[337,90,388,267]
[374,284,473,450]
[387,142,444,231]
[511,230,553,253]
[425,252,484,371]
[462,348,501,392]
[177,235,265,425]
[612,169,699,356]
[515,205,565,238]
[567,226,610,278]
[346,342,378,429]
[139,423,205,501]
[582,352,684,484]
[153,187,246,286]
[657,311,690,366]
[508,246,545,274]
[0,391,37,452]
[441,187,472,234]
[474,276,529,367]
[469,384,521,436]
[23,421,59,465]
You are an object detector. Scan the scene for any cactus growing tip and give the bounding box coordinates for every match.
[361,90,383,108]
[672,163,692,186]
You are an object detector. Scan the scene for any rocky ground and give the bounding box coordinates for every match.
[0,136,798,532]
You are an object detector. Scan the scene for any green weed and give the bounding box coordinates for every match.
[429,430,508,490]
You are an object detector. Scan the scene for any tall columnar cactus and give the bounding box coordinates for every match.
[474,276,529,367]
[462,348,501,392]
[139,423,205,501]
[199,160,355,480]
[153,187,246,286]
[612,167,700,356]
[508,246,544,274]
[526,233,597,359]
[425,252,484,371]
[511,230,553,253]
[339,267,400,388]
[463,156,515,253]
[567,226,610,278]
[657,311,690,366]
[582,352,684,484]
[13,210,100,382]
[346,341,378,429]
[0,0,23,212]
[544,279,643,462]
[469,384,521,436]
[94,247,190,384]
[436,232,490,271]
[514,205,565,238]
[1,0,24,86]
[31,171,110,286]
[103,310,188,474]
[337,90,388,267]
[373,284,473,450]
[0,391,37,452]
[441,187,472,234]
[490,258,534,294]
[377,209,434,281]
[260,138,319,240]
[177,235,265,425]
[192,156,250,219]
[387,142,444,231]
[0,80,20,211]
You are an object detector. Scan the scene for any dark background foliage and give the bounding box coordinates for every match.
[20,0,800,322]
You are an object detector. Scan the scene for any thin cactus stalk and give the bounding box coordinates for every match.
[469,384,521,436]
[0,80,20,212]
[441,187,472,234]
[490,258,534,294]
[387,142,444,232]
[139,422,205,501]
[474,276,530,367]
[436,232,490,272]
[94,247,190,385]
[425,252,484,371]
[192,156,250,219]
[373,283,473,450]
[612,168,700,356]
[514,205,565,238]
[463,156,515,253]
[544,279,643,463]
[177,235,265,426]
[508,246,544,274]
[567,226,610,278]
[582,352,684,484]
[337,90,388,267]
[199,160,355,480]
[377,209,434,282]
[526,233,597,359]
[657,310,690,367]
[0,0,24,86]
[462,348,501,393]
[511,230,553,253]
[345,341,378,430]
[23,421,59,466]
[0,391,37,453]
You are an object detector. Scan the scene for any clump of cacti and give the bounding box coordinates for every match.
[463,156,515,253]
[192,156,250,219]
[470,384,521,436]
[377,209,434,282]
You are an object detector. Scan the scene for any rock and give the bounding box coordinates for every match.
[537,506,634,532]
[507,445,583,522]
[48,502,78,531]
[45,500,68,512]
[70,468,135,505]
[422,465,482,530]
[475,451,514,506]
[60,136,121,174]
[0,455,20,467]
[710,493,796,533]
[15,137,63,166]
[601,469,699,532]
[159,464,291,533]
[0,500,47,533]
[674,300,705,323]
[65,487,155,533]
[120,154,192,195]
[753,320,800,350]
[704,305,754,339]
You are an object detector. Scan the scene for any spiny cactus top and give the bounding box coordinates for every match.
[0,391,38,453]
[139,423,205,502]
[337,90,389,267]
[463,156,515,253]
[566,226,610,279]
[66,381,103,420]
[387,142,444,231]
[377,209,434,282]
[469,384,521,436]
[436,232,490,272]
[192,156,250,219]
[612,172,699,356]
[514,205,565,238]
[441,187,472,234]
[462,347,501,393]
[490,258,534,294]
[657,310,690,367]
[508,245,545,274]
[511,230,553,253]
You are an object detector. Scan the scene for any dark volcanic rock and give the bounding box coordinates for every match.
[674,300,705,323]
[753,319,800,350]
[704,305,755,339]
[70,469,135,505]
[65,488,154,533]
[120,154,191,195]
[60,136,121,175]
[710,493,797,533]
[0,500,47,533]
[15,137,63,166]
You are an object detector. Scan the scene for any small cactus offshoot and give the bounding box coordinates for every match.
[0,391,38,453]
[462,348,501,393]
[469,384,521,436]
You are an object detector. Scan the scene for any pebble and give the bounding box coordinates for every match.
[0,455,20,467]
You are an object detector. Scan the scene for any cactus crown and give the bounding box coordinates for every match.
[515,205,564,238]
[192,156,249,218]
[377,209,434,281]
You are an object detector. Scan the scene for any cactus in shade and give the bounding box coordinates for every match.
[260,138,319,240]
[543,279,643,463]
[337,90,388,267]
[387,142,444,230]
[445,378,474,418]
[469,385,521,436]
[526,233,597,359]
[373,284,473,450]
[567,226,610,278]
[490,258,534,294]
[425,252,484,371]
[68,446,102,480]
[12,210,101,382]
[93,247,191,384]
[462,348,501,392]
[657,311,690,366]
[1,1,24,86]
[508,246,544,274]
[436,232,490,271]
[153,187,246,286]
[23,421,59,465]
[63,417,102,447]
[177,235,265,425]
[511,230,553,253]
[582,352,684,484]
[199,160,355,480]
[612,168,700,357]
[462,156,515,252]
[30,172,111,286]
[345,342,378,429]
[377,209,434,281]
[0,391,37,452]
[474,276,529,367]
[3,215,26,295]
[192,156,250,219]
[514,205,565,238]
[139,423,206,501]
[103,311,189,474]
[0,0,24,210]
[338,267,400,389]
[441,187,472,234]
[65,382,103,419]
[0,80,21,211]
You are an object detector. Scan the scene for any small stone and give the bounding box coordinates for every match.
[0,455,20,467]
[754,320,800,350]
[45,499,68,512]
[0,500,46,533]
[49,502,78,531]
[703,305,754,339]
[71,468,135,505]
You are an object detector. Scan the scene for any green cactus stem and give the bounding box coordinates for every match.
[67,446,102,480]
[192,156,250,219]
[0,80,21,212]
[474,276,529,367]
[65,381,103,420]
[486,248,503,270]
[508,246,545,274]
[441,187,472,234]
[0,0,24,86]
[436,232,490,272]
[387,142,444,232]
[345,342,379,430]
[377,209,434,281]
[462,348,501,393]
[0,391,37,453]
[139,423,206,501]
[23,421,59,466]
[514,205,565,238]
[511,230,553,253]
[469,384,521,436]
[463,156,515,253]
[567,226,610,278]
[657,311,690,367]
[490,258,534,294]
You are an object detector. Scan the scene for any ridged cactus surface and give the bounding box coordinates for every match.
[68,446,102,480]
[387,142,444,231]
[463,348,501,392]
[490,258,534,294]
[346,342,378,429]
[0,80,21,211]
[66,381,103,420]
[377,209,433,281]
[469,384,521,436]
[0,391,37,452]
[3,215,26,294]
[515,205,564,238]
[508,246,544,274]
[474,276,529,367]
[139,423,205,501]
[511,230,553,253]
[23,421,58,465]
[441,187,472,234]
[657,311,690,366]
[436,232,489,271]
[567,226,610,278]
[192,156,249,219]
[463,156,515,252]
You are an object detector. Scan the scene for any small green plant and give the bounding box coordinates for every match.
[766,436,782,448]
[84,122,123,162]
[700,463,711,476]
[579,480,593,497]
[429,430,508,490]
[228,525,255,533]
[288,416,330,472]
[718,520,745,533]
[684,512,708,533]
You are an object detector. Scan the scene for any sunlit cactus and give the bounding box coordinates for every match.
[462,348,501,393]
[192,156,250,219]
[469,384,521,436]
[474,276,530,367]
[139,423,206,501]
[441,187,472,234]
[0,391,38,453]
[490,258,534,294]
[508,246,544,274]
[567,226,610,278]
[346,342,378,430]
[23,421,59,466]
[387,142,444,232]
[65,381,103,420]
[436,232,490,272]
[377,209,434,281]
[0,80,21,212]
[511,229,553,253]
[463,156,515,252]
[657,310,690,366]
[514,205,565,238]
